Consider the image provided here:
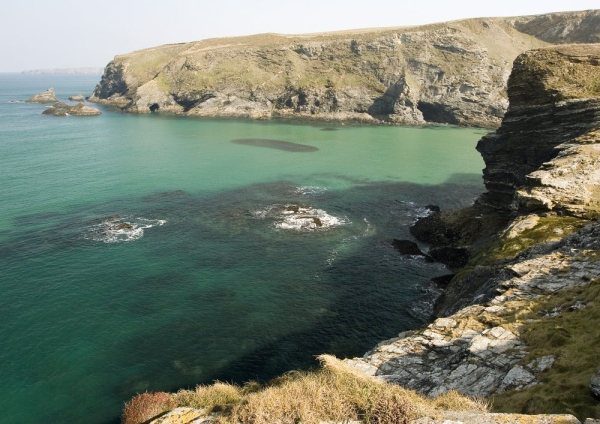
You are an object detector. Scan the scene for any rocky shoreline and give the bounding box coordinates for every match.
[346,44,600,421]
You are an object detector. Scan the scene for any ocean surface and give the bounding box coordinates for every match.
[0,74,488,423]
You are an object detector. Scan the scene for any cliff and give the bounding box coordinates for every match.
[477,44,600,216]
[349,44,600,421]
[89,11,600,128]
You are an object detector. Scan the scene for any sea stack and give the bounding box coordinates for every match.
[26,88,58,103]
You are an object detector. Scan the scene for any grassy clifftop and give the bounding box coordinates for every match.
[89,10,599,127]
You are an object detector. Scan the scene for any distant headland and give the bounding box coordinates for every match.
[21,67,104,75]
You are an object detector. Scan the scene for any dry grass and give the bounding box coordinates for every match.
[166,355,485,424]
[173,382,242,410]
[121,392,177,424]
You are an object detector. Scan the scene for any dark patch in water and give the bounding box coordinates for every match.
[320,127,339,131]
[141,190,191,202]
[231,138,319,152]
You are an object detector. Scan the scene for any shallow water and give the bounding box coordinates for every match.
[0,74,488,423]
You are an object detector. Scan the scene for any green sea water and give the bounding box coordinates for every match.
[0,74,488,423]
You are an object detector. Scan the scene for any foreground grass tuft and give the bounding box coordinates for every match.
[126,355,485,424]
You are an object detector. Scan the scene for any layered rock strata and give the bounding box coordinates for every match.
[476,44,600,216]
[89,11,600,127]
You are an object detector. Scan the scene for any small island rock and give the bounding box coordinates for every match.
[68,94,86,101]
[26,88,57,103]
[42,102,101,116]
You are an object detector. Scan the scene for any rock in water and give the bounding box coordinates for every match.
[392,239,428,257]
[26,88,57,103]
[68,94,86,101]
[42,102,101,116]
[592,368,600,400]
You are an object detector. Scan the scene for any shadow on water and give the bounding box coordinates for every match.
[0,175,484,424]
[231,138,319,152]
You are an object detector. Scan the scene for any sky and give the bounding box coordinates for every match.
[1,0,598,72]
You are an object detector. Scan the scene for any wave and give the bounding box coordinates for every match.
[294,186,328,196]
[252,204,347,232]
[325,218,371,266]
[84,215,166,243]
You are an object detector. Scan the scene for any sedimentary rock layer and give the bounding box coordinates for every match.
[89,11,599,128]
[477,44,600,216]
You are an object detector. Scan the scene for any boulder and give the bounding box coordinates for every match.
[68,94,86,101]
[26,88,57,103]
[42,102,101,116]
[392,239,428,257]
[591,368,600,400]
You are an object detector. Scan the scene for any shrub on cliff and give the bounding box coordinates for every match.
[121,392,177,424]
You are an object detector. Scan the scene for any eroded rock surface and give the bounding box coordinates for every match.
[476,44,600,216]
[348,221,600,397]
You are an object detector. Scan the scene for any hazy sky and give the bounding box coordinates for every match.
[2,0,598,72]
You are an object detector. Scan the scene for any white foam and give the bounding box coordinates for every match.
[84,216,166,243]
[294,186,328,196]
[252,204,347,232]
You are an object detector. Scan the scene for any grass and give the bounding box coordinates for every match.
[491,278,600,420]
[123,355,487,424]
[467,216,589,268]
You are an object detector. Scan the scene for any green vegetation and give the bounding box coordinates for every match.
[468,216,589,267]
[492,278,600,420]
[122,355,487,424]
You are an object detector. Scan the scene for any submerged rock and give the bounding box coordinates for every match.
[26,88,57,103]
[42,102,101,116]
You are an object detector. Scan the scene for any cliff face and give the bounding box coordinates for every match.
[477,44,600,216]
[349,44,600,420]
[86,11,592,128]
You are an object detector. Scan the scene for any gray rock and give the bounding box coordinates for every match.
[42,102,101,116]
[591,368,600,400]
[68,94,86,101]
[26,88,57,103]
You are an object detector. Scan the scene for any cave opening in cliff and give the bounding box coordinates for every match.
[149,103,159,112]
[417,101,459,125]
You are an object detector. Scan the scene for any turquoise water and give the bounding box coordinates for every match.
[0,74,488,423]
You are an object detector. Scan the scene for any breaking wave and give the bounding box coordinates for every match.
[252,204,347,231]
[294,186,328,196]
[84,215,166,243]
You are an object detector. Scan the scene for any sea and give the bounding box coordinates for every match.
[0,74,488,423]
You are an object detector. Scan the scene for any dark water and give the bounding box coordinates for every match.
[0,74,488,423]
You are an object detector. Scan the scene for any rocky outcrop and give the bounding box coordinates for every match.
[26,88,57,103]
[514,10,600,44]
[348,221,600,397]
[68,94,86,101]
[42,102,101,116]
[89,10,599,127]
[476,44,600,217]
[347,44,600,421]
